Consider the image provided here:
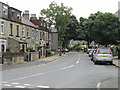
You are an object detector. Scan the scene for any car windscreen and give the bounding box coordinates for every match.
[99,49,111,54]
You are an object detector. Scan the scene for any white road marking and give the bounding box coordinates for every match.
[11,82,19,85]
[96,82,101,88]
[2,82,8,84]
[14,85,26,88]
[6,73,45,82]
[23,84,31,86]
[3,84,11,87]
[76,61,79,64]
[37,85,50,88]
[60,65,74,70]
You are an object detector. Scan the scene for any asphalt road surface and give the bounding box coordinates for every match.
[1,52,119,89]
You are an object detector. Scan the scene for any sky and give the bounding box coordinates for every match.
[0,0,120,20]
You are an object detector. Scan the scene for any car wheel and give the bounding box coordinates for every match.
[91,58,93,61]
[110,61,113,65]
[94,61,98,65]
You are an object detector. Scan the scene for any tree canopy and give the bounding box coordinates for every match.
[77,11,120,46]
[41,1,73,55]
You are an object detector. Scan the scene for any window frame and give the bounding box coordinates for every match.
[0,22,5,34]
[3,5,8,15]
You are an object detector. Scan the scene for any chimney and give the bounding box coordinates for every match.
[30,14,37,20]
[39,17,43,21]
[22,10,29,20]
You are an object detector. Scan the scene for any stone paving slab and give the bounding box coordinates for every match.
[113,56,120,68]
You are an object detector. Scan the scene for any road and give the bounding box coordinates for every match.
[1,52,119,89]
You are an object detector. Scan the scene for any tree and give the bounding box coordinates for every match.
[41,1,73,56]
[77,17,93,47]
[89,12,120,46]
[78,12,120,47]
[63,15,79,48]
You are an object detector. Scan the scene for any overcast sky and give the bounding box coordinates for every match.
[0,0,120,19]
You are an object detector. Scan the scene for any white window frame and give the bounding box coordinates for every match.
[16,25,19,36]
[27,29,30,38]
[3,6,8,15]
[17,14,20,19]
[36,31,38,40]
[0,22,5,34]
[22,28,25,38]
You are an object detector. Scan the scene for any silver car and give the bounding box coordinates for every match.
[93,48,113,65]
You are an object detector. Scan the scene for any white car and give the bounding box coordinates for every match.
[93,48,113,65]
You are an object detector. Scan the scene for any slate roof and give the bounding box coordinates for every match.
[21,17,38,28]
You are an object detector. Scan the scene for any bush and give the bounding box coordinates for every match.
[68,44,86,51]
[46,49,52,56]
[27,46,34,52]
[111,46,120,51]
[35,45,41,51]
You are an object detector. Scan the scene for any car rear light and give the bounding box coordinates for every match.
[110,49,113,55]
[96,49,100,54]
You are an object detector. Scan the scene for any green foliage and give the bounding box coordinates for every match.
[69,44,85,51]
[78,11,120,46]
[41,1,73,56]
[27,46,33,52]
[35,45,41,51]
[62,15,79,48]
[46,49,52,56]
[111,46,120,50]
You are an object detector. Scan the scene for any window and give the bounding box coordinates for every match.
[16,25,19,37]
[17,14,20,19]
[43,32,45,40]
[0,22,4,34]
[10,23,13,36]
[12,10,15,17]
[27,29,30,39]
[3,6,8,15]
[36,31,38,39]
[32,29,34,39]
[22,28,25,38]
[40,31,42,40]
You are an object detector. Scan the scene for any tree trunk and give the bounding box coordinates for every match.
[87,42,90,48]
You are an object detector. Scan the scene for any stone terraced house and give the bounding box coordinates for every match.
[0,1,58,64]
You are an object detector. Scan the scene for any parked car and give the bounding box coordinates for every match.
[92,48,113,65]
[58,48,69,52]
[87,48,92,54]
[89,49,96,57]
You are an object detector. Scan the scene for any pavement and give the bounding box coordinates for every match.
[1,54,66,71]
[113,56,120,68]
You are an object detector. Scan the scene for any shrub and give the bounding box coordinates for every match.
[27,46,33,52]
[46,49,52,56]
[35,45,41,51]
